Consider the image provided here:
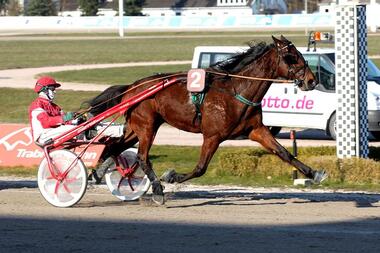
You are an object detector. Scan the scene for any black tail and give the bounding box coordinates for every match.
[84,85,129,116]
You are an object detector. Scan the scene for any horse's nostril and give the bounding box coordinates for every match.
[308,80,317,88]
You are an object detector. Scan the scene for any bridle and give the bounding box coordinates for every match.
[276,42,309,88]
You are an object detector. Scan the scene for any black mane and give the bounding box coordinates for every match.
[84,73,176,116]
[210,42,273,74]
[83,85,128,116]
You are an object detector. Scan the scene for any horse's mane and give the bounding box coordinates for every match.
[210,41,274,74]
[84,73,175,116]
[82,85,129,116]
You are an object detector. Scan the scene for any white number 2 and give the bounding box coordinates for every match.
[190,71,202,88]
[187,69,205,92]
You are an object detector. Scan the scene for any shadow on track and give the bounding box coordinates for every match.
[165,188,380,209]
[0,180,37,190]
[1,216,379,253]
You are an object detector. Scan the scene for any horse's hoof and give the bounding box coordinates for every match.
[152,194,165,205]
[161,169,176,183]
[91,170,102,185]
[313,169,328,184]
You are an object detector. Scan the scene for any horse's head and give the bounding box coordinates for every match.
[272,36,317,91]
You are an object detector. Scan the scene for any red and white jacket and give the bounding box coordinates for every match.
[28,97,65,142]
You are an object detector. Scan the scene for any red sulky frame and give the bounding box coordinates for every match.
[41,77,179,190]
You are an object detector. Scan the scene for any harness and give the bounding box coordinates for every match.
[191,92,205,123]
[189,42,308,123]
[189,74,262,124]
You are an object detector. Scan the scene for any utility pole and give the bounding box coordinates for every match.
[304,0,308,14]
[119,0,124,37]
[304,0,308,35]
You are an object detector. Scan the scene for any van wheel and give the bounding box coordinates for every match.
[327,113,336,140]
[370,131,380,140]
[269,126,282,136]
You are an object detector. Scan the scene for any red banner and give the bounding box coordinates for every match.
[0,124,105,167]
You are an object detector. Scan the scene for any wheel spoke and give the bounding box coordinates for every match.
[127,177,135,192]
[54,181,61,194]
[62,182,72,194]
[64,176,80,183]
[117,176,125,190]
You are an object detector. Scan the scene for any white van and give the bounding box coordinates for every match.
[191,46,380,139]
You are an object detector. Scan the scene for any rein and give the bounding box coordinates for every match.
[204,42,308,107]
[76,72,186,117]
[205,70,295,84]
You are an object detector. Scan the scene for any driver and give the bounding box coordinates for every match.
[28,76,79,145]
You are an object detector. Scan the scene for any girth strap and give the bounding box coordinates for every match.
[191,92,205,124]
[234,94,261,107]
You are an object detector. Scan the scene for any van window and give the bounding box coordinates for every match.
[326,53,335,64]
[368,59,380,77]
[304,54,319,73]
[319,55,335,90]
[199,53,211,68]
[304,54,335,91]
[198,52,235,68]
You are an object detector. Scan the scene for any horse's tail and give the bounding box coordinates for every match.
[83,85,129,117]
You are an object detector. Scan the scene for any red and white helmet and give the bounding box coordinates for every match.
[34,76,61,93]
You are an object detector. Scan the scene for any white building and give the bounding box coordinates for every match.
[318,0,379,31]
[142,0,252,17]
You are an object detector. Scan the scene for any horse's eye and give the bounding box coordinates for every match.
[284,54,298,65]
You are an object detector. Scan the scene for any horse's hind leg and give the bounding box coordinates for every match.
[248,126,327,183]
[161,136,220,183]
[128,113,165,205]
[92,125,138,183]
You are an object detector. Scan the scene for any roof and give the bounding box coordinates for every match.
[192,46,335,55]
[143,0,218,8]
[59,0,114,12]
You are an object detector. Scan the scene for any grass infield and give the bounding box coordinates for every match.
[1,145,380,191]
[1,32,379,70]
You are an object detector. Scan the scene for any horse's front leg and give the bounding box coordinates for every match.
[161,136,220,184]
[249,126,327,183]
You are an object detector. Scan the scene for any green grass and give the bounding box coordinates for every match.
[0,36,252,69]
[43,64,191,85]
[9,31,311,37]
[4,31,380,70]
[0,88,99,123]
[1,146,380,191]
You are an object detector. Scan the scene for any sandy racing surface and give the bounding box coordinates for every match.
[1,178,380,253]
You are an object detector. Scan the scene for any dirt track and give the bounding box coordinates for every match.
[1,178,380,253]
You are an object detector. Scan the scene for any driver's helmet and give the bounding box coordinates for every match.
[34,76,61,93]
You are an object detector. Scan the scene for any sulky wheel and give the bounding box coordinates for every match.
[37,149,87,208]
[105,148,150,201]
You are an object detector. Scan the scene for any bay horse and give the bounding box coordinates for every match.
[87,36,327,205]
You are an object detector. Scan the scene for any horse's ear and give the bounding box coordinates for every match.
[272,36,282,48]
[280,35,289,42]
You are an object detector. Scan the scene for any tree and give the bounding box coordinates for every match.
[114,0,145,16]
[25,0,57,16]
[78,0,99,16]
[0,0,8,15]
[6,0,22,16]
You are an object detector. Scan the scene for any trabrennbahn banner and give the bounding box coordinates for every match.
[0,124,105,167]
